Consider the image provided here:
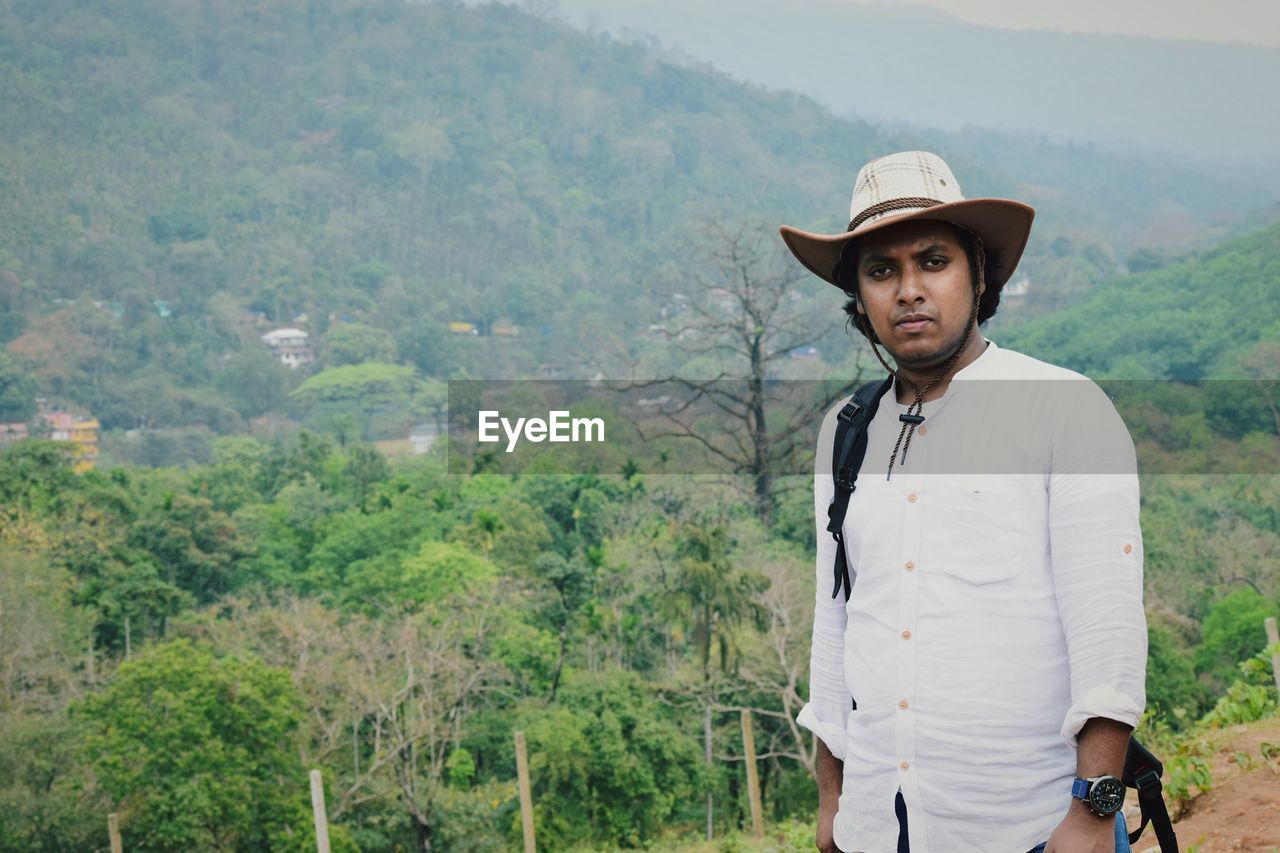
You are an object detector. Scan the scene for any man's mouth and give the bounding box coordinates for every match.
[896,315,932,331]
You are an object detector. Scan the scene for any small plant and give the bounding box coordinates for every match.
[1200,650,1279,728]
[1165,751,1213,819]
[1262,741,1280,774]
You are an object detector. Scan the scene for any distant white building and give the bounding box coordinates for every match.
[410,422,443,455]
[1004,276,1031,297]
[261,327,314,368]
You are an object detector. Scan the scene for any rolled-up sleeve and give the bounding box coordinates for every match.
[1047,380,1147,747]
[798,399,855,760]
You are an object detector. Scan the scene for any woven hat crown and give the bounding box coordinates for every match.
[848,152,967,233]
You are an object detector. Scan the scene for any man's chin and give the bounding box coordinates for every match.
[882,332,968,370]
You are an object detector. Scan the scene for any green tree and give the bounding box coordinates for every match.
[215,349,296,419]
[524,670,704,849]
[0,353,36,423]
[1145,624,1212,727]
[125,493,252,604]
[1195,587,1279,690]
[661,523,768,839]
[75,640,310,851]
[321,323,398,367]
[290,362,416,440]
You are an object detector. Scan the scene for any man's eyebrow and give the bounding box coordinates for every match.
[861,243,952,266]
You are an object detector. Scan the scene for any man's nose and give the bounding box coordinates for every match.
[897,266,927,303]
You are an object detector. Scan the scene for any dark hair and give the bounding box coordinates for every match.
[834,221,1003,341]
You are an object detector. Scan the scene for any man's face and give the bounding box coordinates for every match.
[852,219,981,370]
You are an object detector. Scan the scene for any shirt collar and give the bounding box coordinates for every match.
[951,336,999,382]
[890,337,998,412]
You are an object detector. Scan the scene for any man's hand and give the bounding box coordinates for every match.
[1043,716,1130,851]
[814,738,844,853]
[1042,802,1116,853]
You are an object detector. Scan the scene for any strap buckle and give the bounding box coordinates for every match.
[1132,768,1162,798]
[836,401,863,424]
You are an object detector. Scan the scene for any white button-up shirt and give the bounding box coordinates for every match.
[799,338,1146,853]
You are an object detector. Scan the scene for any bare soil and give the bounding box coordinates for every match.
[1134,717,1280,853]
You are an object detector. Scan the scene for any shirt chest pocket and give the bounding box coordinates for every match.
[922,476,1037,584]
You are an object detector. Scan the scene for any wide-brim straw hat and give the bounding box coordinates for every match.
[779,151,1035,290]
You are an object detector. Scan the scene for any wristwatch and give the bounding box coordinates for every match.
[1071,775,1125,817]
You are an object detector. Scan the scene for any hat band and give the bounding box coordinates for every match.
[848,196,944,232]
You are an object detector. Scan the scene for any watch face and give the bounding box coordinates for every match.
[1089,777,1126,814]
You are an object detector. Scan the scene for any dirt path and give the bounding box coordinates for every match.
[1134,717,1280,852]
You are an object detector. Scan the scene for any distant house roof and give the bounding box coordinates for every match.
[261,328,309,344]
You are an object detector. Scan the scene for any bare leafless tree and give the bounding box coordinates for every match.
[609,219,870,526]
[183,594,508,853]
[716,546,822,780]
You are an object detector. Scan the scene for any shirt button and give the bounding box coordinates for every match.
[1124,543,1133,554]
[907,492,918,503]
[918,425,927,436]
[899,699,910,709]
[904,560,915,571]
[902,629,912,639]
[900,761,910,771]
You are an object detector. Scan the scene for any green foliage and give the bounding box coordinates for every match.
[1002,223,1280,380]
[125,492,252,604]
[0,353,36,422]
[320,322,398,367]
[0,712,109,852]
[290,361,416,439]
[433,780,519,852]
[74,639,309,850]
[1165,751,1213,817]
[1195,587,1279,690]
[343,538,496,612]
[524,669,706,849]
[0,440,77,512]
[1146,623,1212,726]
[1200,648,1280,728]
[214,348,297,420]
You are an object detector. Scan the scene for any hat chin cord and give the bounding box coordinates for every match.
[865,232,987,480]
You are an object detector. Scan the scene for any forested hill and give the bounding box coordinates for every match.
[1,0,1275,438]
[1001,221,1280,380]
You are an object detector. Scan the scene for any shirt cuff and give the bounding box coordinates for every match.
[1059,685,1144,748]
[798,700,850,761]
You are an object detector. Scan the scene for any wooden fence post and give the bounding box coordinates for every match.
[309,769,331,853]
[741,710,764,838]
[515,730,536,853]
[107,812,122,853]
[1266,617,1280,695]
[705,705,714,840]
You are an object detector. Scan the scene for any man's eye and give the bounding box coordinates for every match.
[924,256,948,268]
[868,266,892,278]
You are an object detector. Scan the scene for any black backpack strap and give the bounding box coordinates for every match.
[1123,737,1179,852]
[826,375,895,600]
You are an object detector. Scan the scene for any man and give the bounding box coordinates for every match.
[778,152,1147,853]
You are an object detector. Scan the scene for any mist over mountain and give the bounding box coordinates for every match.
[543,0,1280,163]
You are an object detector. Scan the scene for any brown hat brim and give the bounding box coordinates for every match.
[779,198,1035,290]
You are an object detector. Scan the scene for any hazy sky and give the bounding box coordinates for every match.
[853,0,1280,47]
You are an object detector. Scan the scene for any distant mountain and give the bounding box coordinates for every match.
[0,0,1274,434]
[545,0,1280,163]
